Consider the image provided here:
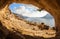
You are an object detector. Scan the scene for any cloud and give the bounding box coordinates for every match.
[9,3,49,17]
[9,3,55,27]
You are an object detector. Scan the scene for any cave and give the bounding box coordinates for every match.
[0,0,60,39]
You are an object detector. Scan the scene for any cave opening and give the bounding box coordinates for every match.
[8,2,56,38]
[9,3,55,28]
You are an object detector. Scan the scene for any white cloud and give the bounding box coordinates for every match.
[12,3,48,17]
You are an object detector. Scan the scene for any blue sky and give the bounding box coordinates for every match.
[9,3,38,13]
[9,3,24,12]
[9,3,55,27]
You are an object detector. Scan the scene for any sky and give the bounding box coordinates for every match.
[9,3,55,27]
[9,3,49,17]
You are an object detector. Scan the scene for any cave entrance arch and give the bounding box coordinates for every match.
[0,0,60,39]
[7,3,55,38]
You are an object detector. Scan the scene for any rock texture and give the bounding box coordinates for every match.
[0,0,60,39]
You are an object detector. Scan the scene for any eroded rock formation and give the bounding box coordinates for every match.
[0,0,60,39]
